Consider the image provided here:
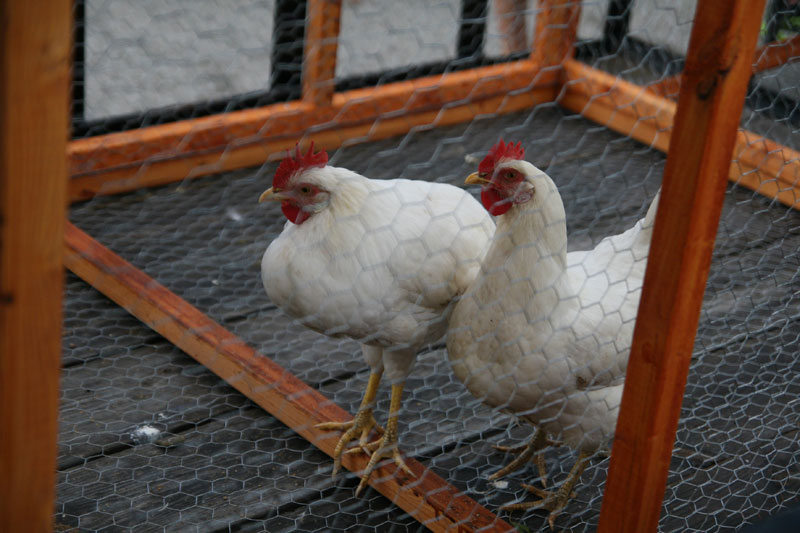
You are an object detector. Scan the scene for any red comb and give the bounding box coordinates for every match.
[273,142,329,188]
[478,139,525,176]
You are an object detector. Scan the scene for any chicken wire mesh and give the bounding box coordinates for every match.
[59,0,800,531]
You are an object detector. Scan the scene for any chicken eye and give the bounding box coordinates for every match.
[299,186,312,195]
[504,171,516,180]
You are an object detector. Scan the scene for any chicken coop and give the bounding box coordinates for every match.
[2,0,799,531]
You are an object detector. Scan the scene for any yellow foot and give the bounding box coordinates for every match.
[315,408,384,478]
[490,444,549,487]
[489,428,556,486]
[354,433,415,497]
[500,451,590,530]
[501,484,578,530]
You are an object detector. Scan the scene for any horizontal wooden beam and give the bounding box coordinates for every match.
[561,59,799,208]
[63,222,513,533]
[753,34,800,73]
[733,129,800,207]
[648,34,800,99]
[561,60,675,152]
[68,60,559,202]
[69,83,557,201]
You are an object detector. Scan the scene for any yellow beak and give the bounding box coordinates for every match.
[465,172,490,185]
[259,187,289,203]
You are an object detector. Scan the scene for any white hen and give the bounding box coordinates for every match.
[447,140,660,526]
[259,143,495,493]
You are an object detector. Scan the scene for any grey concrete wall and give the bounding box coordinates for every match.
[85,1,710,121]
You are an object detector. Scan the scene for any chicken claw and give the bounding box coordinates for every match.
[316,408,384,477]
[354,427,414,496]
[501,451,590,529]
[315,371,384,478]
[490,427,555,486]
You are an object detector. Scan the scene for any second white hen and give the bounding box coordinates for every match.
[447,140,660,526]
[259,144,495,493]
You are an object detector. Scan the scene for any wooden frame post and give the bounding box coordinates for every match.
[598,1,767,531]
[0,1,71,531]
[495,0,528,55]
[303,0,342,106]
[531,0,580,68]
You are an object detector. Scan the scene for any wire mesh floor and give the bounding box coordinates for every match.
[58,105,800,532]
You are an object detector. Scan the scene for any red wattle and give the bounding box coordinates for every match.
[481,188,513,216]
[281,202,310,225]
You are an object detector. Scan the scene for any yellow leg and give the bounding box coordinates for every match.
[502,450,591,530]
[355,382,415,496]
[315,371,384,477]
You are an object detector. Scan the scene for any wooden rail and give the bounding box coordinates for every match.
[63,222,513,533]
[562,60,799,208]
[0,2,71,531]
[753,33,800,73]
[598,1,767,531]
[67,61,559,202]
[561,60,675,151]
[648,34,800,98]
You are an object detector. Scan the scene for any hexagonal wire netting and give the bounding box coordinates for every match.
[59,0,800,531]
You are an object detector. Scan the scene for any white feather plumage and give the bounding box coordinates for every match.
[447,159,660,453]
[262,165,495,381]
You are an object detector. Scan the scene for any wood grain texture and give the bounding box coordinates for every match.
[562,59,799,209]
[597,2,767,532]
[0,1,71,531]
[68,60,559,201]
[532,0,581,69]
[63,222,513,533]
[303,0,342,106]
[561,60,676,152]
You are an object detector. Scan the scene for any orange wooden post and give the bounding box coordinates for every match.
[303,0,342,106]
[0,1,71,532]
[531,0,580,68]
[598,1,767,532]
[495,0,529,55]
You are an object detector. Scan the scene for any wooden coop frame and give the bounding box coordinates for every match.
[2,0,795,531]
